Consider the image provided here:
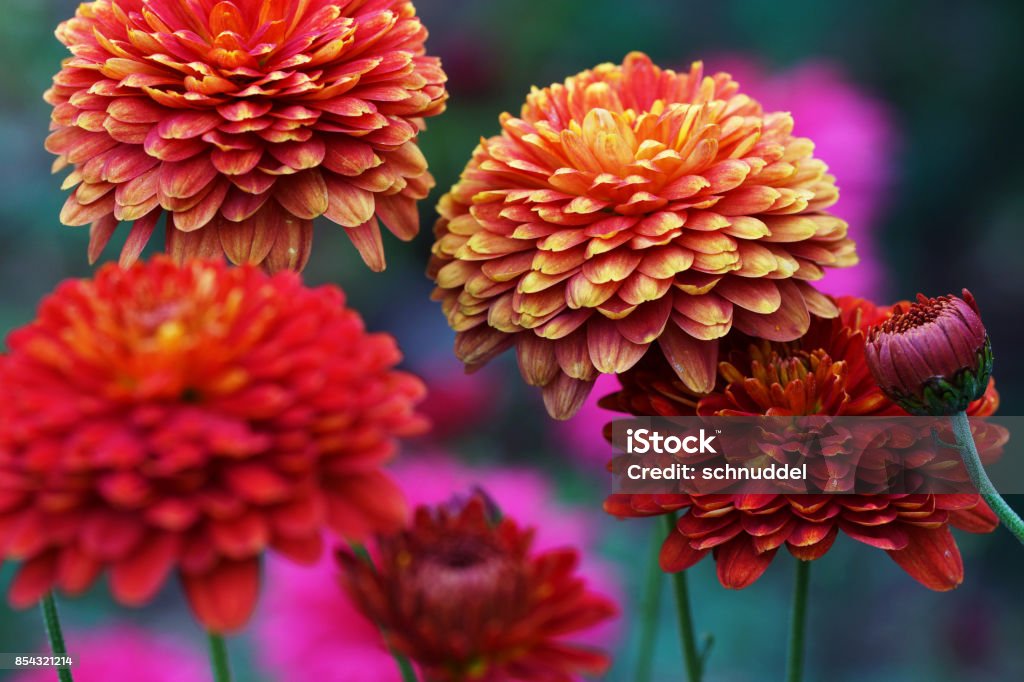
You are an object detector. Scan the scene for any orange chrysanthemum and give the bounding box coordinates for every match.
[46,0,447,272]
[339,496,617,682]
[0,258,426,632]
[604,297,1000,591]
[428,52,854,419]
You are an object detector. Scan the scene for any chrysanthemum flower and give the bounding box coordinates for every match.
[338,494,617,682]
[45,0,447,272]
[428,52,854,419]
[866,290,993,416]
[255,454,621,682]
[604,297,1000,590]
[0,258,426,632]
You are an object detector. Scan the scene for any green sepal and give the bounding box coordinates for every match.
[888,337,993,416]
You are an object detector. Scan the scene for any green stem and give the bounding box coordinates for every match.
[207,633,232,682]
[394,654,418,682]
[634,524,665,682]
[951,411,1024,545]
[785,560,811,682]
[661,513,702,682]
[40,593,73,682]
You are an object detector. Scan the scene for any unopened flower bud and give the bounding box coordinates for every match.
[865,290,993,415]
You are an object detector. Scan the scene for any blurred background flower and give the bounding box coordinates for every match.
[409,357,503,442]
[0,259,426,633]
[714,56,897,301]
[253,454,621,682]
[338,497,616,681]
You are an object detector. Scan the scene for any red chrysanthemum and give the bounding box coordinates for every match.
[604,297,1000,590]
[0,258,427,632]
[46,0,447,272]
[338,496,617,682]
[428,52,854,419]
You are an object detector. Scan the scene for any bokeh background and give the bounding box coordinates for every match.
[2,0,1024,680]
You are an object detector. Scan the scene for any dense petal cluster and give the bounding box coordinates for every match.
[46,0,447,272]
[604,297,1000,590]
[429,52,854,419]
[339,496,617,682]
[0,258,426,632]
[866,290,993,415]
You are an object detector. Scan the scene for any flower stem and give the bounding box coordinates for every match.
[785,559,811,682]
[40,592,73,682]
[660,513,702,682]
[951,411,1024,545]
[207,633,232,682]
[394,654,418,682]
[634,524,665,682]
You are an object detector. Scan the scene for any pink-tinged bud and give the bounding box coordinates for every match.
[865,290,993,415]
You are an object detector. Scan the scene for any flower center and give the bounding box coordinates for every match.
[409,536,517,606]
[875,295,955,335]
[718,342,844,415]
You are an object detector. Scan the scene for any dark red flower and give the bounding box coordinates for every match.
[339,496,617,682]
[0,258,427,632]
[866,289,993,415]
[45,0,447,272]
[604,297,1000,590]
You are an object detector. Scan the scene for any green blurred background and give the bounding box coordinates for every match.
[2,0,1024,680]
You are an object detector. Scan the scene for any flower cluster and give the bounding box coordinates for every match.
[9,9,1014,679]
[0,258,426,631]
[604,297,1000,590]
[430,52,855,419]
[19,9,643,675]
[46,0,447,271]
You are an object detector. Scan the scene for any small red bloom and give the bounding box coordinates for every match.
[604,297,1000,590]
[866,289,993,415]
[339,496,617,682]
[46,0,447,272]
[0,258,426,632]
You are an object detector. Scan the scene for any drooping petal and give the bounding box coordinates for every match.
[110,533,179,605]
[886,526,963,591]
[542,374,595,421]
[345,217,386,272]
[659,325,718,394]
[182,558,261,634]
[715,537,776,589]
